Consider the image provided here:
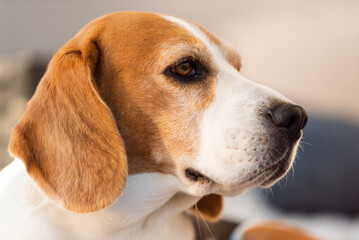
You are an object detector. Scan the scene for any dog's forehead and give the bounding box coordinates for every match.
[162,16,224,58]
[96,12,240,71]
[160,14,241,72]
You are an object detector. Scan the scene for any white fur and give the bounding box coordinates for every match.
[0,159,199,240]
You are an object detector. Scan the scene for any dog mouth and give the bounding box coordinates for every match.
[253,130,299,187]
[260,130,304,187]
[185,168,212,183]
[258,150,293,187]
[185,152,292,187]
[184,138,297,191]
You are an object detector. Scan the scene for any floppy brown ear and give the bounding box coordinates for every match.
[8,29,127,213]
[190,194,223,222]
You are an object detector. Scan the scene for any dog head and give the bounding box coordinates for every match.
[9,12,307,218]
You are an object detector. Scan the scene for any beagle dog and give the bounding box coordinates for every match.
[0,12,308,240]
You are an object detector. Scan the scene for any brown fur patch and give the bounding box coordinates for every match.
[190,194,223,222]
[242,222,319,240]
[8,23,127,213]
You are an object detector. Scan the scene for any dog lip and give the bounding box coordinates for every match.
[259,152,292,187]
[185,168,211,183]
[293,130,303,141]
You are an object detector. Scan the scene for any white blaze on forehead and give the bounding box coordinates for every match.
[163,15,238,75]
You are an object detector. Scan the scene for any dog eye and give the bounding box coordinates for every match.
[172,61,196,77]
[163,57,210,83]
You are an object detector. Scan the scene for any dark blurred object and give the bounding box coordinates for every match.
[0,53,48,169]
[267,116,359,216]
[190,215,238,240]
[28,55,48,95]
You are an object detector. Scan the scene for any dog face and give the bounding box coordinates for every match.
[160,16,307,197]
[9,12,307,214]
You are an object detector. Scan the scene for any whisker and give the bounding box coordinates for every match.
[197,208,216,240]
[283,173,288,188]
[291,165,295,180]
[195,204,202,240]
[298,144,305,151]
[300,141,313,146]
[267,187,274,199]
[278,180,283,191]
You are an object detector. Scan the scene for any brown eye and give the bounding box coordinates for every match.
[173,61,195,77]
[163,58,207,82]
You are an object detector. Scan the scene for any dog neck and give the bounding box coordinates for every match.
[10,159,199,239]
[104,173,199,227]
[58,173,199,239]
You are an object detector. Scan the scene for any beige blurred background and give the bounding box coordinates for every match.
[1,1,359,238]
[1,0,358,119]
[1,1,358,162]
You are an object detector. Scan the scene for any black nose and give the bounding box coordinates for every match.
[268,104,308,139]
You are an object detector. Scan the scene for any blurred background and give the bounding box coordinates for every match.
[1,0,359,239]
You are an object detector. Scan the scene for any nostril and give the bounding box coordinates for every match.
[287,116,299,132]
[268,103,308,137]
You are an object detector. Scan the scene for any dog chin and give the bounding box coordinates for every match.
[183,137,300,198]
[259,143,299,188]
[224,144,299,195]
